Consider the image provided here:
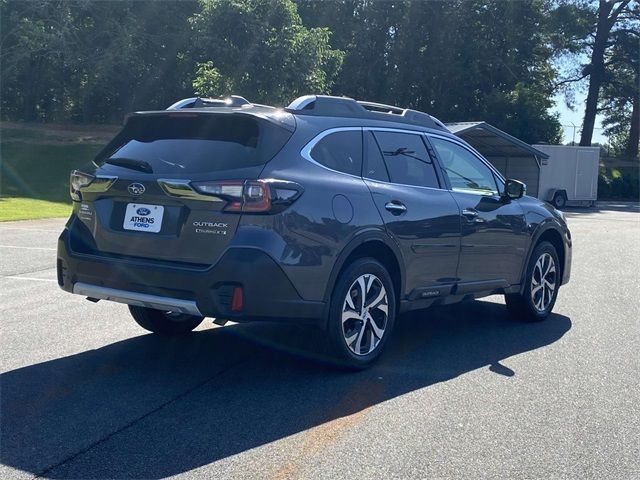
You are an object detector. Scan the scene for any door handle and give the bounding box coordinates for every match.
[385,201,407,215]
[462,208,485,223]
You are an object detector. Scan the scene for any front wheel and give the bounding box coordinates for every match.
[505,241,560,322]
[129,306,204,335]
[327,258,396,369]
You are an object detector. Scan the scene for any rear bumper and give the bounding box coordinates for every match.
[57,222,326,325]
[72,282,203,316]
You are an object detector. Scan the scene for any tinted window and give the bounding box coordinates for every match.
[373,131,439,188]
[430,137,499,195]
[97,114,292,174]
[363,131,389,181]
[310,130,362,176]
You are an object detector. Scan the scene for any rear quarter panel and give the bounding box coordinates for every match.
[235,123,388,302]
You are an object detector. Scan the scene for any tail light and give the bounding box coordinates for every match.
[70,170,95,201]
[191,179,303,213]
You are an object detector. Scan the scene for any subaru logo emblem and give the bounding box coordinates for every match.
[128,183,145,196]
[136,207,151,216]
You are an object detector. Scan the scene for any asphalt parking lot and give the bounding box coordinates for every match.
[1,202,639,479]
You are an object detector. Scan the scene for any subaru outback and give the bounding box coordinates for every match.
[57,94,572,369]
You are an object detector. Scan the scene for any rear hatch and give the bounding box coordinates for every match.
[73,110,294,264]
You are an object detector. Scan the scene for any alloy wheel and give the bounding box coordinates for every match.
[341,274,389,356]
[531,252,557,312]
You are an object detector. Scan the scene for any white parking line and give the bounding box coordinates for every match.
[0,245,56,251]
[0,227,60,233]
[2,276,57,282]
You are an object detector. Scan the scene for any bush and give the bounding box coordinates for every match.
[598,166,640,200]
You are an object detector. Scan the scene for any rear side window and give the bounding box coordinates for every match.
[97,114,292,174]
[310,130,362,176]
[373,131,440,188]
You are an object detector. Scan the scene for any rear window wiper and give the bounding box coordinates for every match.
[104,157,153,173]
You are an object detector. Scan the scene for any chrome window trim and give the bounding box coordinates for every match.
[300,127,364,180]
[300,126,449,191]
[363,178,449,193]
[440,187,500,198]
[299,125,505,194]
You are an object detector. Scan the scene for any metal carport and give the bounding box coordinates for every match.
[446,121,549,198]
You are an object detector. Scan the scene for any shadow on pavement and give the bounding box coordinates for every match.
[0,300,571,478]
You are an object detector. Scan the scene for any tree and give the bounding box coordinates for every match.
[600,29,639,157]
[578,0,635,146]
[296,0,563,144]
[189,0,343,105]
[0,0,198,123]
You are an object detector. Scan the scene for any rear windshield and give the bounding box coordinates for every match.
[96,114,292,174]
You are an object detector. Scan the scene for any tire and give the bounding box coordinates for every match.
[129,305,204,335]
[505,241,560,322]
[552,191,567,209]
[326,258,396,369]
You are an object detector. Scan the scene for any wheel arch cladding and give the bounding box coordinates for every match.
[326,238,403,310]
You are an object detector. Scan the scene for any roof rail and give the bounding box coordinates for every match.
[286,95,448,131]
[357,101,405,115]
[167,95,251,110]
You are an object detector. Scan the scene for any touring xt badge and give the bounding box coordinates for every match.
[193,221,228,235]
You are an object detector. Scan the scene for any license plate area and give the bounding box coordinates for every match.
[123,203,164,233]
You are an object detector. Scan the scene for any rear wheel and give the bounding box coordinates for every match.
[129,306,204,335]
[505,241,560,322]
[327,258,396,369]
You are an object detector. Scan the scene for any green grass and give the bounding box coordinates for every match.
[0,133,104,221]
[0,197,72,221]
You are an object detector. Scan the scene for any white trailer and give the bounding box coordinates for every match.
[533,145,600,208]
[447,123,600,209]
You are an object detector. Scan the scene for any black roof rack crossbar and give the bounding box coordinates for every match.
[285,95,447,132]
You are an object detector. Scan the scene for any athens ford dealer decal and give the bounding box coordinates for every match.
[123,203,164,233]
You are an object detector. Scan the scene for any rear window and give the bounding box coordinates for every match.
[97,114,292,174]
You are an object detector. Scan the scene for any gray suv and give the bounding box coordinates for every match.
[57,94,572,368]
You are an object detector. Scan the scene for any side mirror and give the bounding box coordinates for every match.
[504,179,526,200]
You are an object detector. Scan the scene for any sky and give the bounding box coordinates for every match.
[553,90,607,145]
[551,52,607,146]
